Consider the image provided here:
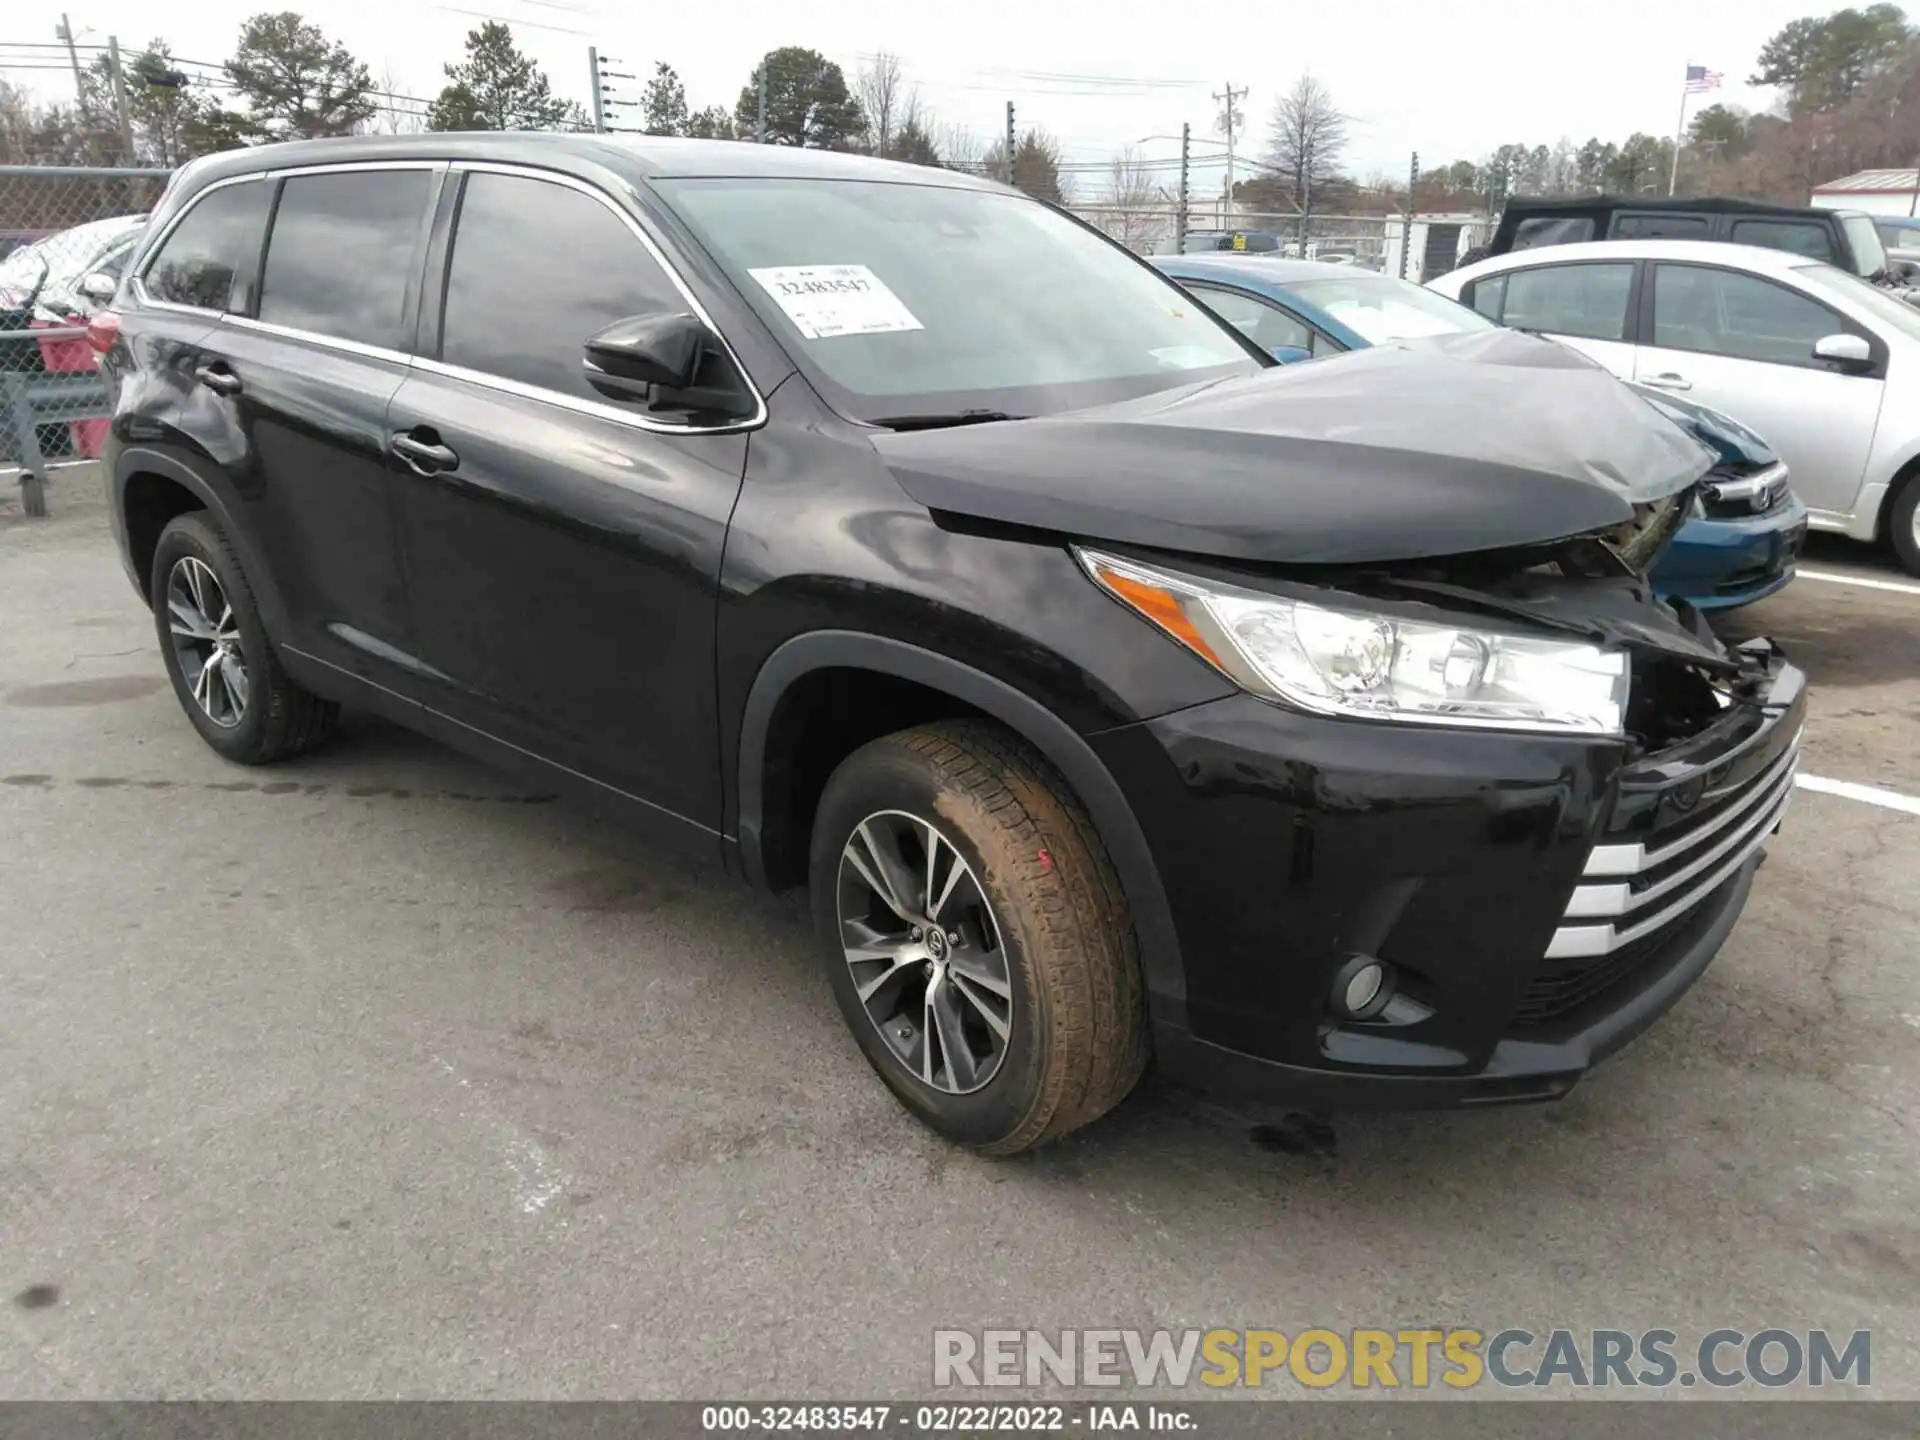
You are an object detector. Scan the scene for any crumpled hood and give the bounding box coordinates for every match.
[872,329,1716,565]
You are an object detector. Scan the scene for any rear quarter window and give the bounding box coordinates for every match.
[141,180,270,312]
[1509,217,1595,250]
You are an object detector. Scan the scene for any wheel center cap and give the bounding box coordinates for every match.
[926,929,947,960]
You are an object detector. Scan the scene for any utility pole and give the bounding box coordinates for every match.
[1401,150,1417,279]
[587,47,607,133]
[757,64,768,144]
[1214,82,1247,228]
[57,14,88,110]
[106,36,135,161]
[1177,122,1190,254]
[1005,101,1016,185]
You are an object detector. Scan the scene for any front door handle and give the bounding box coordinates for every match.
[1642,372,1692,391]
[194,363,242,396]
[390,429,459,476]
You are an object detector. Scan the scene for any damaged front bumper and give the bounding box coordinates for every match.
[1091,639,1806,1110]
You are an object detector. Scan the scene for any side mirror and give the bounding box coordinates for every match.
[583,312,709,394]
[1268,344,1313,365]
[78,271,119,304]
[1813,332,1873,372]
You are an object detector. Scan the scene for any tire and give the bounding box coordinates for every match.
[150,512,338,764]
[809,719,1147,1154]
[1890,477,1920,577]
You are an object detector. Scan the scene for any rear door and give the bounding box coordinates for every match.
[197,164,438,682]
[1461,259,1638,375]
[1632,260,1883,519]
[385,165,755,846]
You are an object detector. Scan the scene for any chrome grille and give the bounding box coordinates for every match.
[1546,727,1801,962]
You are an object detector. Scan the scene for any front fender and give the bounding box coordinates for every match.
[735,630,1189,1015]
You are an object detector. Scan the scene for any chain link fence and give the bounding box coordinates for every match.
[2,162,172,514]
[1067,204,1400,268]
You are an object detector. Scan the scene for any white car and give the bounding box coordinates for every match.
[1429,238,1920,573]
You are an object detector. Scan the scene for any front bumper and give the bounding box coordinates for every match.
[1651,497,1808,611]
[1092,651,1806,1110]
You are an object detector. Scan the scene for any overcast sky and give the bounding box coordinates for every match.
[13,0,1845,183]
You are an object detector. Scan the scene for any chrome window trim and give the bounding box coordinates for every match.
[435,161,768,436]
[223,313,416,368]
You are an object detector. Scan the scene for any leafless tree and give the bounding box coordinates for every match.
[1093,146,1168,251]
[856,51,922,158]
[1265,72,1349,240]
[371,63,426,135]
[940,120,990,174]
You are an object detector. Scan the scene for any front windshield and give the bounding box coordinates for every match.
[658,178,1259,421]
[1840,214,1890,277]
[0,241,48,304]
[1285,274,1496,344]
[1794,260,1920,333]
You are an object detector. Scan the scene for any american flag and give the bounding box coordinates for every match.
[1685,65,1723,92]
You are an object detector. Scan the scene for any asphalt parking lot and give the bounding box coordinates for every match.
[3,473,1919,1401]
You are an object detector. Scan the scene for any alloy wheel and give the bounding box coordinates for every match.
[836,809,1014,1095]
[164,556,249,729]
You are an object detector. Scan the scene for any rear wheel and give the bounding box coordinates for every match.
[150,512,338,764]
[809,720,1147,1153]
[1890,477,1920,576]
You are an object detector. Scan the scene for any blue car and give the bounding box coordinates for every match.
[1153,254,1808,610]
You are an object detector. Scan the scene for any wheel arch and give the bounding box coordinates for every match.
[735,630,1187,1011]
[115,447,291,637]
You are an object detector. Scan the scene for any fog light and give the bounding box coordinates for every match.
[1330,955,1394,1020]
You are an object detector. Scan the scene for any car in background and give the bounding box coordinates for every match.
[1153,253,1806,608]
[1151,228,1284,255]
[1873,215,1920,280]
[0,214,146,462]
[1428,238,1920,575]
[1488,195,1902,291]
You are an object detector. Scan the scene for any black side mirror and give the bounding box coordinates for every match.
[583,312,709,394]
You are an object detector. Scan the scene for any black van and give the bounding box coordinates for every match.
[94,136,1803,1152]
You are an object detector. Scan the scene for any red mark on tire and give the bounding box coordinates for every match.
[1037,847,1054,874]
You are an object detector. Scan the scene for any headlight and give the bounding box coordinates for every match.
[1077,548,1629,736]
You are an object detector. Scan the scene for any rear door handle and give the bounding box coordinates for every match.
[1642,372,1692,391]
[390,430,459,475]
[194,363,242,396]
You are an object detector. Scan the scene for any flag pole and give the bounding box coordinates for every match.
[1669,72,1690,195]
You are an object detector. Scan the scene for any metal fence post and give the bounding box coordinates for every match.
[3,373,50,517]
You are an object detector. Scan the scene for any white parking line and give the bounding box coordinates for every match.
[1796,568,1920,596]
[1796,773,1920,816]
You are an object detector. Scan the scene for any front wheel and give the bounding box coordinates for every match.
[1890,477,1920,576]
[809,721,1147,1154]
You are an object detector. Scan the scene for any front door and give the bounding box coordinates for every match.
[386,167,753,844]
[1633,260,1884,522]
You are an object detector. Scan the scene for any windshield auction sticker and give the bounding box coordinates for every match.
[748,264,925,339]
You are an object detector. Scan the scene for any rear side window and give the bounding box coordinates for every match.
[1510,217,1594,250]
[1493,262,1633,341]
[1727,219,1834,263]
[1612,213,1710,239]
[257,170,431,350]
[142,180,269,312]
[1651,263,1843,366]
[438,171,688,404]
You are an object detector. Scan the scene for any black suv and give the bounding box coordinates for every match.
[1487,194,1900,287]
[97,136,1805,1152]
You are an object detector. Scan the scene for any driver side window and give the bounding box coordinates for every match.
[439,171,744,412]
